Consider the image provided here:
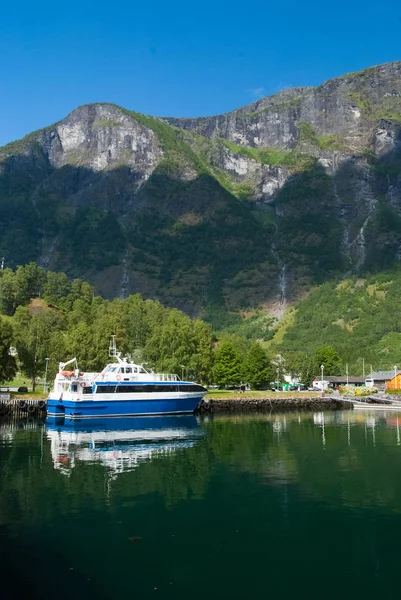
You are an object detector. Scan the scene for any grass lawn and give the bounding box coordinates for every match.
[205,390,320,401]
[1,372,48,394]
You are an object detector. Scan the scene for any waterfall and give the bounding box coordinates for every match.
[120,252,130,299]
[278,265,287,306]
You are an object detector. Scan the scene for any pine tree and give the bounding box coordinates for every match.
[213,341,242,387]
[243,343,272,389]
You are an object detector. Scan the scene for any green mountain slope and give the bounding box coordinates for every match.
[0,61,401,325]
[277,269,401,371]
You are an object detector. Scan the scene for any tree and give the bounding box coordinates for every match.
[188,320,215,384]
[243,343,272,389]
[300,355,319,386]
[0,269,17,315]
[213,341,242,387]
[43,271,71,306]
[0,318,17,383]
[144,309,194,374]
[315,346,342,375]
[17,263,47,298]
[14,307,65,391]
[284,351,318,385]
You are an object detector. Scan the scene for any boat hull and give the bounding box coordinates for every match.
[47,395,203,419]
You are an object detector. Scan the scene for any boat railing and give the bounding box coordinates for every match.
[152,373,179,382]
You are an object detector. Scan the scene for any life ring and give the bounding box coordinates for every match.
[18,400,27,409]
[38,400,46,410]
[116,374,121,382]
[27,404,36,414]
[80,381,86,388]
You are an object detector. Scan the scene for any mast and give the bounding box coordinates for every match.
[109,335,124,364]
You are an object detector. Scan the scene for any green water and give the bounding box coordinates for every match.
[1,411,401,599]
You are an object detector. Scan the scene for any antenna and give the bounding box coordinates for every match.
[109,335,117,358]
[0,257,4,271]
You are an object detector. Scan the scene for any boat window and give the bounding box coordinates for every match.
[118,385,140,393]
[95,385,117,393]
[154,384,179,393]
[139,367,146,373]
[82,386,92,394]
[71,384,78,392]
[178,384,206,392]
[115,385,155,393]
[125,367,132,374]
[109,367,116,373]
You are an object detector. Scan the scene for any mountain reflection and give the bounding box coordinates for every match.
[2,410,401,518]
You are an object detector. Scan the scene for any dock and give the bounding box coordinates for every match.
[340,395,401,411]
[196,396,352,414]
[0,397,47,418]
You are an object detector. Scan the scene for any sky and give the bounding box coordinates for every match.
[0,0,400,146]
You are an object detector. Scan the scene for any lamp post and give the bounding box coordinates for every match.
[395,365,398,390]
[320,364,324,391]
[180,365,185,381]
[44,357,49,394]
[346,363,349,386]
[276,367,279,391]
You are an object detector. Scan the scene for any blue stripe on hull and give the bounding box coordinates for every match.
[47,396,203,419]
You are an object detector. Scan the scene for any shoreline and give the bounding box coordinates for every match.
[196,396,352,414]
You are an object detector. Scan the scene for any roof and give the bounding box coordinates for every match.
[315,376,366,383]
[370,371,395,380]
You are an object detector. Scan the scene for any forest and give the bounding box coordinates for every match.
[0,263,276,390]
[2,263,401,390]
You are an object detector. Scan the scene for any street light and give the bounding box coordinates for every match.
[180,365,185,381]
[44,357,49,394]
[346,363,349,386]
[320,364,324,391]
[395,365,398,390]
[276,367,280,391]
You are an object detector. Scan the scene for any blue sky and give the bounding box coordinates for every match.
[0,0,400,146]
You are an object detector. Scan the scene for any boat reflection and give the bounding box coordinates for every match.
[46,415,204,476]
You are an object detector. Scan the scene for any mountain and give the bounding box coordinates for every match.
[1,61,401,324]
[275,269,401,372]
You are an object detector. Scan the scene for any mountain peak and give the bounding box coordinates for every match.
[1,61,401,319]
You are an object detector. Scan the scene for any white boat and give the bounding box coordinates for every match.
[47,338,207,419]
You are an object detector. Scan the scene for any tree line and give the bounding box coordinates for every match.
[0,264,278,390]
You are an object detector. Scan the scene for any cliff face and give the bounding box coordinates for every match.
[1,62,401,322]
[164,62,401,152]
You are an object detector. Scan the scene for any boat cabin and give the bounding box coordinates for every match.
[99,361,179,383]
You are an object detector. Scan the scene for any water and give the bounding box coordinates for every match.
[1,411,401,599]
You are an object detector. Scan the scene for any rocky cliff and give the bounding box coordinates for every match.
[1,61,401,323]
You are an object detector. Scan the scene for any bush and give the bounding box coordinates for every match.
[339,385,374,396]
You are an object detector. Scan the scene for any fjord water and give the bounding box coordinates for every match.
[1,412,401,599]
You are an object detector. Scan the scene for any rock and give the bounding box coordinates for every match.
[195,397,352,414]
